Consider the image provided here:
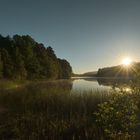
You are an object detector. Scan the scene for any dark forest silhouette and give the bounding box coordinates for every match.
[0,35,72,80]
[96,63,140,78]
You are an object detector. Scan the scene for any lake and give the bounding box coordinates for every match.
[71,77,132,92]
[72,77,111,91]
[0,77,133,93]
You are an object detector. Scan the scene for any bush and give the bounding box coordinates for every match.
[95,92,139,139]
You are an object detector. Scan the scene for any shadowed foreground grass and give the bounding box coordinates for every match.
[0,80,140,140]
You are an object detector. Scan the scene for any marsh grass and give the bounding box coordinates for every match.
[0,80,139,140]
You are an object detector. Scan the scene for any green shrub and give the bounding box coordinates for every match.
[95,92,139,139]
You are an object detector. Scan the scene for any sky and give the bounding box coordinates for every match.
[0,0,140,73]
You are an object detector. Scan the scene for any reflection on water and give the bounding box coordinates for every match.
[96,78,132,87]
[123,87,131,92]
[96,78,133,93]
[0,77,137,93]
[72,79,111,91]
[72,77,134,92]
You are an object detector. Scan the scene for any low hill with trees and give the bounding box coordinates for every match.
[82,71,97,77]
[96,62,140,78]
[0,35,72,80]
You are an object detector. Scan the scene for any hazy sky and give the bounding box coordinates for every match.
[0,0,140,73]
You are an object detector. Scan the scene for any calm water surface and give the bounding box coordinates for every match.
[71,77,132,92]
[0,77,132,93]
[72,78,111,91]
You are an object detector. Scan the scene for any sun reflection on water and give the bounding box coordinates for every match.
[121,87,132,93]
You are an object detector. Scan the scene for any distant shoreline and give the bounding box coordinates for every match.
[71,76,135,80]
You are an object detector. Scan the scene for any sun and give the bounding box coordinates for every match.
[122,57,132,66]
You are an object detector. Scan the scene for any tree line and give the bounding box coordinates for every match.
[0,35,72,80]
[96,63,140,78]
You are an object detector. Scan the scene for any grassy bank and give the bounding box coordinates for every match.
[0,80,139,140]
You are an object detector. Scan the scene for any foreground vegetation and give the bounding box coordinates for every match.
[0,80,140,140]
